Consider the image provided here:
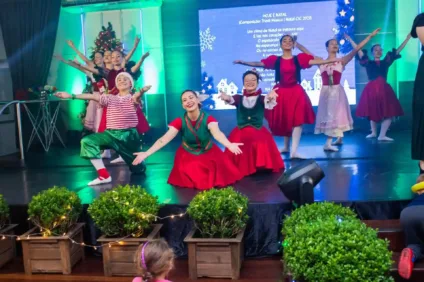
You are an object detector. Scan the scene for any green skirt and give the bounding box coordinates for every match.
[80,128,145,174]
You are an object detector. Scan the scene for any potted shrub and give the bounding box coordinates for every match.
[89,185,161,277]
[282,203,393,282]
[184,187,249,279]
[0,194,17,268]
[20,186,84,274]
[282,202,357,237]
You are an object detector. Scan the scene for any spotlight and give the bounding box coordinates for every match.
[277,160,325,206]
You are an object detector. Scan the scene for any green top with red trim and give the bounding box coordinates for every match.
[181,111,213,155]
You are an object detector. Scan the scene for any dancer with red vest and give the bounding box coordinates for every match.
[219,70,284,177]
[132,90,243,190]
[234,35,341,159]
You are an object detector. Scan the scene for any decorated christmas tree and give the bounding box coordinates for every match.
[200,72,216,110]
[335,0,355,54]
[89,22,123,59]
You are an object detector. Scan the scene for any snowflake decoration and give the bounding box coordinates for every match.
[199,28,216,52]
[201,60,206,68]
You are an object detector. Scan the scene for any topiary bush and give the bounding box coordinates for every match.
[88,185,160,237]
[282,202,357,237]
[28,186,82,237]
[0,194,10,229]
[187,187,249,238]
[283,218,393,282]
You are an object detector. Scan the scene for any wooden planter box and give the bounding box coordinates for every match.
[0,224,18,268]
[184,227,245,280]
[19,223,85,274]
[97,224,162,277]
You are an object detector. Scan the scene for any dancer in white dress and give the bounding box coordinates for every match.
[296,29,380,151]
[314,61,353,151]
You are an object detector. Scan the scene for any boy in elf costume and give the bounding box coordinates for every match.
[55,72,150,185]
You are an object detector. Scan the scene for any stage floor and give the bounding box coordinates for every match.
[0,130,417,256]
[0,130,417,206]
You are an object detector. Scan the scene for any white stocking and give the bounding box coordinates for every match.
[90,158,105,170]
[366,121,377,138]
[324,137,338,151]
[378,119,393,141]
[290,126,304,158]
[280,137,290,153]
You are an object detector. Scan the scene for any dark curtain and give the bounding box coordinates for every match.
[0,0,61,97]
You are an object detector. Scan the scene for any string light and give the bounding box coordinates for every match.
[0,211,188,250]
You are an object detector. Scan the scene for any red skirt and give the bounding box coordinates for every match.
[356,77,404,122]
[98,106,150,134]
[168,144,242,190]
[265,84,315,136]
[224,126,284,177]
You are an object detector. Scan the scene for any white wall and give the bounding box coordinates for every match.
[0,24,17,156]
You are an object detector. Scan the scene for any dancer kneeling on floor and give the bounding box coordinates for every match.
[132,90,243,190]
[219,69,284,177]
[55,72,150,186]
[398,174,424,280]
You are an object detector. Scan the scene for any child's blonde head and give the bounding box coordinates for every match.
[135,239,174,281]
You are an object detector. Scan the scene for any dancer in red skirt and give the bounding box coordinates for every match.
[219,70,284,177]
[234,35,341,159]
[132,90,243,190]
[347,33,411,141]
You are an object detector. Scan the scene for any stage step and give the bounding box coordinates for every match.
[363,220,405,252]
[392,252,424,282]
[363,220,424,281]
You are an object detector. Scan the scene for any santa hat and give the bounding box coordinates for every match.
[115,72,134,90]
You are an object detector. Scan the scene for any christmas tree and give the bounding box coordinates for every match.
[200,72,216,110]
[335,0,355,54]
[90,22,123,59]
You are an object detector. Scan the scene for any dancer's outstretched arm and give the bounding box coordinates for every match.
[66,40,94,67]
[309,57,342,66]
[54,55,88,74]
[233,60,265,67]
[130,52,150,73]
[345,35,364,58]
[125,37,141,62]
[72,62,101,75]
[132,85,151,104]
[208,123,243,155]
[295,42,314,56]
[342,28,381,65]
[132,128,179,165]
[55,92,100,102]
[396,33,412,54]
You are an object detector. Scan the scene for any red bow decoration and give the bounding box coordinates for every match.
[243,88,262,97]
[96,79,109,94]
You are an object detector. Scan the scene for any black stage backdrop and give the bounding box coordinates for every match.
[0,0,61,98]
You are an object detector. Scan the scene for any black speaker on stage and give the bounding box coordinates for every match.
[277,160,325,206]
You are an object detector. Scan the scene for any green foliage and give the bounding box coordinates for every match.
[88,185,159,237]
[187,187,249,238]
[283,218,393,282]
[0,194,10,229]
[282,202,357,237]
[28,186,82,236]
